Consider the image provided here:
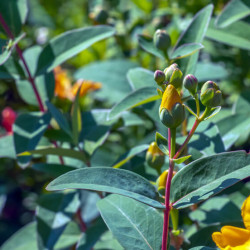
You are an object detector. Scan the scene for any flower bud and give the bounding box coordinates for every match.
[183,74,198,96]
[146,142,165,173]
[164,63,183,90]
[1,107,17,133]
[200,81,222,107]
[154,70,165,86]
[159,85,185,128]
[153,29,171,52]
[90,7,109,24]
[156,170,176,196]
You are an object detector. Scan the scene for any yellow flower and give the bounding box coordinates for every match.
[160,84,182,112]
[53,66,102,101]
[212,195,250,249]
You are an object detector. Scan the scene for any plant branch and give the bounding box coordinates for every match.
[162,128,176,250]
[0,13,45,112]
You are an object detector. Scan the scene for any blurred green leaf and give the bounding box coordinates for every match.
[36,191,80,250]
[206,20,250,50]
[32,163,78,177]
[138,35,165,59]
[131,0,153,13]
[215,0,250,28]
[20,147,87,163]
[36,26,115,75]
[13,112,51,168]
[109,87,160,120]
[155,132,169,155]
[170,43,204,60]
[189,247,216,250]
[16,46,55,106]
[46,167,164,208]
[173,155,191,164]
[0,0,28,36]
[171,151,250,209]
[112,144,149,169]
[46,101,72,137]
[74,59,138,104]
[97,194,163,250]
[0,135,16,159]
[175,4,213,75]
[71,88,81,145]
[194,62,228,81]
[0,56,25,79]
[127,67,154,90]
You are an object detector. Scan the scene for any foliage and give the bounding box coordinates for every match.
[0,0,249,250]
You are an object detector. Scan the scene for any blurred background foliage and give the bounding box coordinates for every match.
[0,0,249,249]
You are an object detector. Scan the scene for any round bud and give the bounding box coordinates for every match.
[91,8,109,24]
[153,29,171,51]
[156,170,176,196]
[200,81,222,107]
[154,70,165,86]
[164,63,183,90]
[146,142,165,174]
[1,107,17,133]
[183,74,198,96]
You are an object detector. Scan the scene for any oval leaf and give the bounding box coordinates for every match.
[155,132,169,155]
[97,194,163,250]
[36,26,115,75]
[109,87,159,120]
[46,167,164,209]
[171,151,250,209]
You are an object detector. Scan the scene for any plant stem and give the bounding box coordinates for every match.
[162,128,176,250]
[174,119,200,160]
[0,13,45,112]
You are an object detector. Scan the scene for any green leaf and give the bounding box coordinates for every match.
[108,87,160,120]
[215,0,250,28]
[36,26,115,75]
[32,163,78,177]
[171,151,250,209]
[13,112,51,168]
[216,113,250,150]
[112,144,149,169]
[189,247,216,250]
[36,191,80,250]
[0,135,16,159]
[131,0,153,13]
[97,194,163,250]
[170,43,204,60]
[19,147,87,163]
[206,20,250,50]
[46,101,72,137]
[175,4,213,75]
[127,67,154,90]
[46,167,164,209]
[173,155,191,164]
[0,56,25,79]
[204,107,221,120]
[16,46,55,106]
[0,0,28,36]
[71,88,82,145]
[74,59,138,104]
[155,132,169,155]
[194,62,228,81]
[138,35,165,59]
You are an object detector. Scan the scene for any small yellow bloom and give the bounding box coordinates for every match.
[53,66,102,101]
[212,195,250,249]
[160,84,182,112]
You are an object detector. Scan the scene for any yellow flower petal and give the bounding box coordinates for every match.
[160,84,182,112]
[212,226,250,249]
[242,195,250,230]
[71,79,102,97]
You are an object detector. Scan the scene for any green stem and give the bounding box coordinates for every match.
[195,94,200,117]
[162,128,176,250]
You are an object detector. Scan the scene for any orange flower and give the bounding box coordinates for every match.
[53,66,101,101]
[212,195,250,249]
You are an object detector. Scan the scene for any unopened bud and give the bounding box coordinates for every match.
[156,170,176,196]
[90,8,109,24]
[153,29,171,52]
[183,74,198,96]
[159,84,185,128]
[200,81,222,107]
[154,70,165,86]
[1,107,17,133]
[164,63,183,90]
[146,142,165,173]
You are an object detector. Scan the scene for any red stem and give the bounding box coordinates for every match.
[0,13,45,112]
[173,119,200,159]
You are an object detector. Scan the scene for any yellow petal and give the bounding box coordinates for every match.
[147,142,164,156]
[212,226,250,249]
[71,79,102,97]
[160,84,182,112]
[242,195,250,230]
